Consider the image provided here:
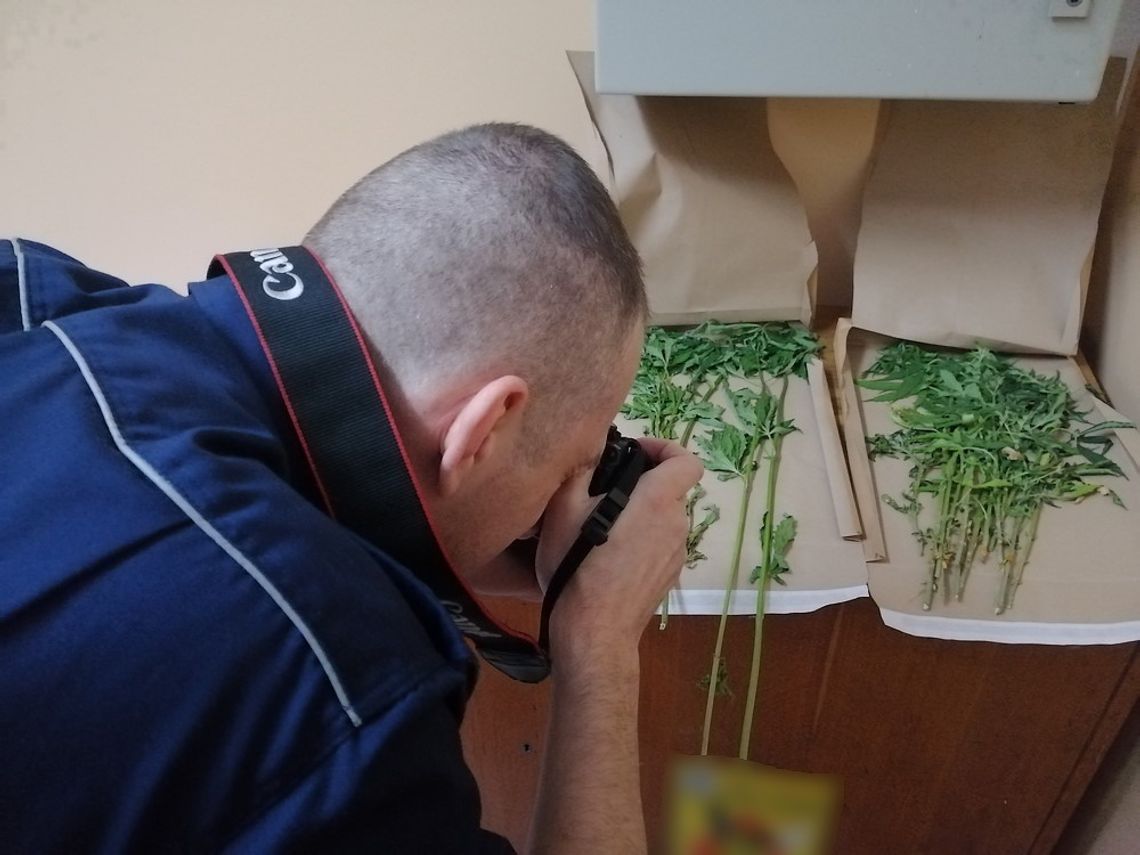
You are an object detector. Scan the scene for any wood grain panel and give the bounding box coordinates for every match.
[464,598,1139,853]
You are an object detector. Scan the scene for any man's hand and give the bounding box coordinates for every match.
[535,437,703,662]
[529,438,702,855]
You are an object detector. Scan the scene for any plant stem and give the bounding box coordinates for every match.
[662,486,701,630]
[739,376,789,760]
[700,450,761,756]
[740,561,769,760]
[1005,505,1041,612]
[994,496,1017,615]
[950,485,970,599]
[924,467,952,610]
[680,376,725,447]
[660,381,725,631]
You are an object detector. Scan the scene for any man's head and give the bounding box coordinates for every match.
[304,123,646,586]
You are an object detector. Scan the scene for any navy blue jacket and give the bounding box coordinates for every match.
[0,239,512,853]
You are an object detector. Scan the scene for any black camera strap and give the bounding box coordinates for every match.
[209,246,552,682]
[538,433,648,652]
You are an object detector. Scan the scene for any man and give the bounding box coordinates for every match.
[0,123,702,852]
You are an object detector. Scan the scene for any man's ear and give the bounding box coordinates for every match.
[438,376,529,497]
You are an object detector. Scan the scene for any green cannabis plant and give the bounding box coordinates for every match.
[860,343,1131,614]
[622,322,821,759]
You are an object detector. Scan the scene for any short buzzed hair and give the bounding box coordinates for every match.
[304,123,645,436]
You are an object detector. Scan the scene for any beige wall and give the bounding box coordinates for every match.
[1,0,874,306]
[1,0,595,288]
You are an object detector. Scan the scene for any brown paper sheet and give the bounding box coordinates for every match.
[569,51,818,326]
[807,357,861,540]
[839,326,1140,644]
[617,369,868,616]
[852,62,1124,356]
[767,98,882,309]
[1085,58,1140,425]
[834,319,886,562]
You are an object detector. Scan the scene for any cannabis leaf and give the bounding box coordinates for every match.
[696,423,752,480]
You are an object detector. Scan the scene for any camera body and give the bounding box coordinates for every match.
[589,426,652,497]
[577,426,652,550]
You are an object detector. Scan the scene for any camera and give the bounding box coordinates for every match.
[588,426,652,499]
[538,426,654,653]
